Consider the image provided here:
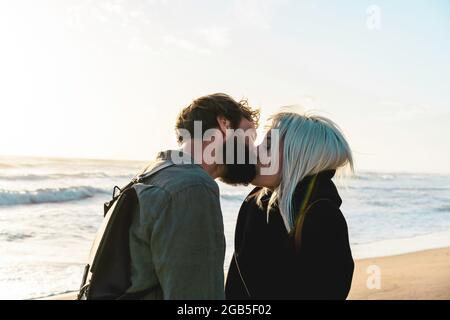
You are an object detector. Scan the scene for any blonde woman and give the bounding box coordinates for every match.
[225,112,354,300]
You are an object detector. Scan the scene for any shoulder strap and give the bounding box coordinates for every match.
[104,160,175,216]
[294,198,335,250]
[303,198,335,215]
[233,254,252,298]
[135,160,175,183]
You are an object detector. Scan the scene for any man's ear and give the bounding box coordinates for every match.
[216,116,231,136]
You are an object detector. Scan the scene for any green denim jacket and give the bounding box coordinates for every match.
[125,150,225,299]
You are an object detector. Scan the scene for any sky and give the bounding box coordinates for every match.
[0,0,449,173]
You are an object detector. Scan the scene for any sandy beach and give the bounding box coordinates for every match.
[348,247,450,300]
[42,247,450,300]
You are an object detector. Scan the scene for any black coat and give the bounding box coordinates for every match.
[225,170,354,300]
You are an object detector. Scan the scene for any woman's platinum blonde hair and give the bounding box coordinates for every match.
[257,111,354,233]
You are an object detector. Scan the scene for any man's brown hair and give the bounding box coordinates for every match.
[175,93,259,144]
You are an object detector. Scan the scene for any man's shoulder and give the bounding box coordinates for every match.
[134,164,220,216]
[145,164,219,197]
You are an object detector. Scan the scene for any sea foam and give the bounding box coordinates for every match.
[0,186,110,206]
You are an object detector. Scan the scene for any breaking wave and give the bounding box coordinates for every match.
[0,186,111,206]
[0,172,133,181]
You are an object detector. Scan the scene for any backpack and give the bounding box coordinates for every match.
[77,160,174,300]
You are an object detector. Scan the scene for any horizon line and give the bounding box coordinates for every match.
[1,153,449,176]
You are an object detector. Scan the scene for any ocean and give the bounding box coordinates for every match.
[1,155,449,299]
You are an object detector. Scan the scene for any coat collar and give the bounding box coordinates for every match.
[292,170,342,214]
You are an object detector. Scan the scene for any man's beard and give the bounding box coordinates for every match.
[218,137,257,186]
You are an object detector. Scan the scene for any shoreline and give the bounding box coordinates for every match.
[39,246,450,300]
[351,229,450,260]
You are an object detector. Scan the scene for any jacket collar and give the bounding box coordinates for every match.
[156,150,198,165]
[251,170,342,208]
[292,170,342,214]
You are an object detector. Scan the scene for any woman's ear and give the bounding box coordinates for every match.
[216,116,231,136]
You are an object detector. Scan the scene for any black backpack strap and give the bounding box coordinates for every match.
[135,160,175,183]
[103,160,175,216]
